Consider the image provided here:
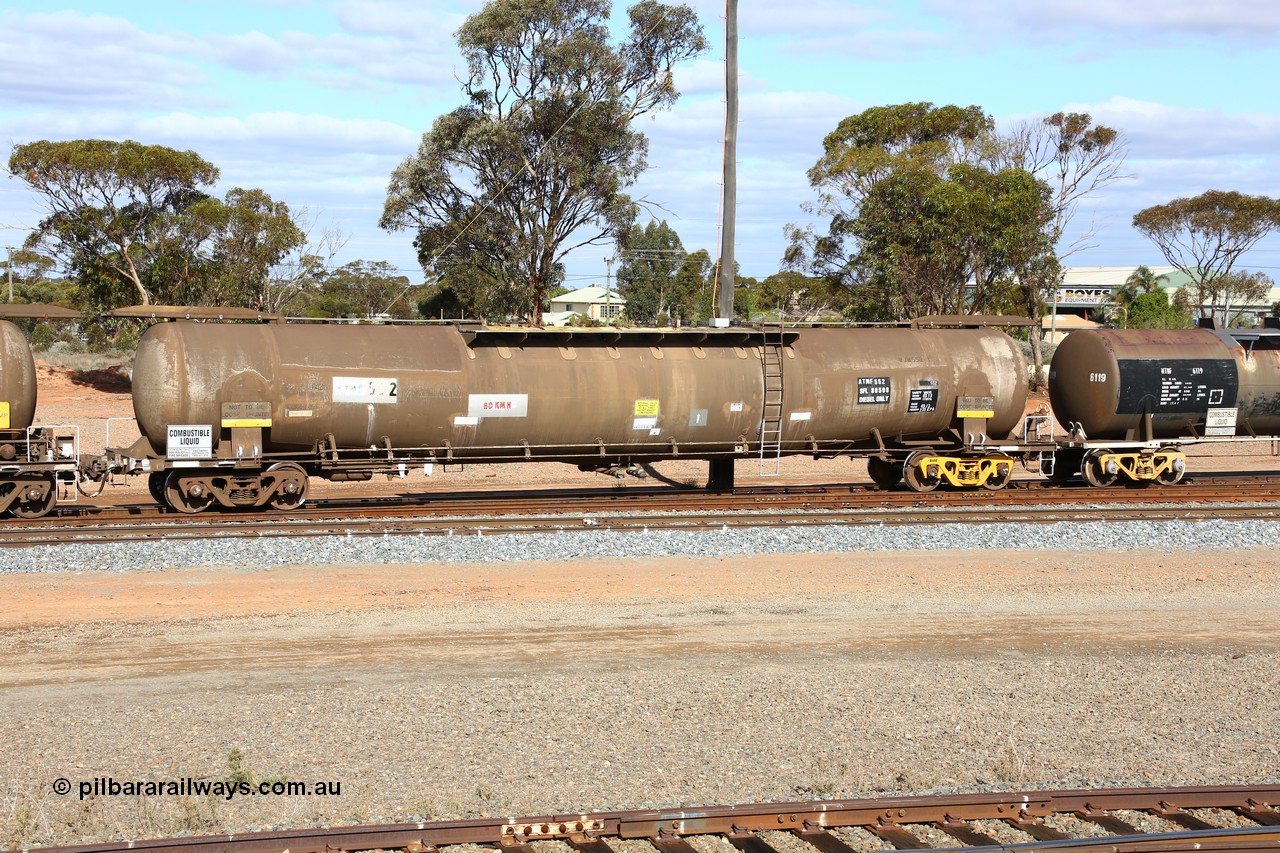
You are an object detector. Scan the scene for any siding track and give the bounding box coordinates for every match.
[10,785,1280,853]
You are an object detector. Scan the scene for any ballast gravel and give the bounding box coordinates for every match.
[7,517,1280,573]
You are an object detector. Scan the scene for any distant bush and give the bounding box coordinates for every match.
[1017,339,1056,362]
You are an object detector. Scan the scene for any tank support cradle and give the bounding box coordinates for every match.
[707,458,735,493]
[903,452,1014,492]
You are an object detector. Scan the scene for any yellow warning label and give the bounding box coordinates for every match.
[221,401,271,428]
[634,399,660,416]
[957,396,995,419]
[0,401,8,429]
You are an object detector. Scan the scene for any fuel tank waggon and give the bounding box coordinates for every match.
[1047,327,1280,440]
[130,322,1028,461]
[0,319,37,431]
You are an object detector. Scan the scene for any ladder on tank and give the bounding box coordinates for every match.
[758,324,785,475]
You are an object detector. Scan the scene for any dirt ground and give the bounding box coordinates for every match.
[4,549,1278,677]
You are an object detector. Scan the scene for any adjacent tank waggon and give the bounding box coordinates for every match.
[1048,325,1280,486]
[103,314,1030,511]
[0,313,81,517]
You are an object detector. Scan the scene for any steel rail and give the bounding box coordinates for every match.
[2,501,1278,547]
[21,473,1280,529]
[10,784,1280,853]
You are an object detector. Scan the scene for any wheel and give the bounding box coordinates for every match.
[866,455,903,489]
[981,457,1012,491]
[164,470,213,514]
[9,475,56,518]
[1156,448,1185,485]
[147,471,168,505]
[903,451,941,493]
[1081,450,1118,488]
[266,462,308,511]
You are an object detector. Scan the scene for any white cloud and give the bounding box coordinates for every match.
[0,11,210,111]
[1065,96,1280,160]
[740,3,891,36]
[333,0,477,37]
[142,111,414,148]
[926,0,1280,43]
[206,30,299,76]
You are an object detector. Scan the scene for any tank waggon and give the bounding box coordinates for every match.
[1048,326,1280,486]
[109,319,1029,511]
[0,317,79,517]
[0,319,37,432]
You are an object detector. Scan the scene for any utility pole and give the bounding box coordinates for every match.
[714,0,738,326]
[5,246,12,303]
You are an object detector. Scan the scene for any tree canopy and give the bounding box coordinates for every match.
[754,270,848,320]
[1133,190,1280,324]
[380,0,706,324]
[999,111,1128,260]
[298,260,419,321]
[8,139,309,310]
[785,102,1059,320]
[1126,289,1192,329]
[616,220,687,324]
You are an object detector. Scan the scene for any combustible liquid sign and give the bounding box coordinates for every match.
[167,425,213,459]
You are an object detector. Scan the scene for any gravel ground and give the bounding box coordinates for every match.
[2,528,1279,848]
[6,518,1280,573]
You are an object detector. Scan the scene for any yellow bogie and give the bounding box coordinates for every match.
[903,453,1015,492]
[1083,449,1186,487]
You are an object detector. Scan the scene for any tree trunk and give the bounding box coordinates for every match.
[1029,322,1044,390]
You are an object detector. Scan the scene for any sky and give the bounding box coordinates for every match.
[2,0,1280,293]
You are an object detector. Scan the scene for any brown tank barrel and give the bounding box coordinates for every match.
[0,319,37,431]
[131,323,1027,457]
[1048,327,1280,440]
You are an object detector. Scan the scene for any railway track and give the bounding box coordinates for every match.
[5,475,1280,547]
[9,784,1280,853]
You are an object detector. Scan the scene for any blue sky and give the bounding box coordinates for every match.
[3,0,1280,292]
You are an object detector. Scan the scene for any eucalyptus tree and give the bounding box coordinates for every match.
[1133,190,1280,325]
[8,139,309,310]
[616,219,686,324]
[786,103,1058,320]
[8,139,220,306]
[381,0,706,324]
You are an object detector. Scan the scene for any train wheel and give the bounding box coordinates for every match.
[866,456,903,489]
[1081,450,1118,488]
[1156,449,1185,485]
[147,471,168,506]
[903,452,941,493]
[981,458,1012,491]
[9,475,56,519]
[165,471,213,514]
[266,462,309,511]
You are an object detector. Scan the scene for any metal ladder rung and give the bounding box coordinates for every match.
[758,325,785,477]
